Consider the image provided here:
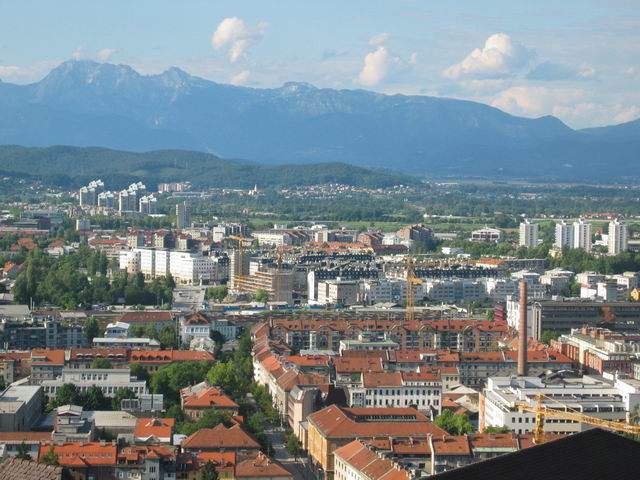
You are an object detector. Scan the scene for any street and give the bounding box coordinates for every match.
[265,426,315,480]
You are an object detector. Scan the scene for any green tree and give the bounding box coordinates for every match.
[540,330,560,345]
[483,426,511,434]
[434,410,474,435]
[83,386,110,410]
[630,404,640,425]
[112,387,137,410]
[90,358,112,369]
[199,461,219,480]
[40,446,59,466]
[253,288,269,303]
[286,432,302,461]
[149,361,211,406]
[16,442,32,461]
[159,325,177,348]
[50,383,80,409]
[129,363,150,383]
[85,316,100,344]
[207,285,228,303]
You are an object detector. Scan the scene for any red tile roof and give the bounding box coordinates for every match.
[182,386,239,409]
[181,424,261,451]
[134,418,175,441]
[308,405,446,439]
[234,452,292,478]
[39,442,117,467]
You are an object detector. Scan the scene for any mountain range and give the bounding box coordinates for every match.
[0,59,638,181]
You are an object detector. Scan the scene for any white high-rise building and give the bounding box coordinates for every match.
[176,201,192,230]
[554,221,574,249]
[573,219,592,252]
[519,220,539,248]
[608,219,628,256]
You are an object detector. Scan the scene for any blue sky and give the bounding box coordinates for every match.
[1,0,639,127]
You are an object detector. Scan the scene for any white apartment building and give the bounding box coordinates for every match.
[424,279,485,303]
[41,368,148,399]
[482,375,639,435]
[470,227,503,243]
[573,219,592,252]
[176,201,192,229]
[539,268,574,294]
[608,219,628,256]
[317,279,360,305]
[554,221,574,249]
[519,220,539,248]
[360,279,426,305]
[348,370,442,414]
[120,247,222,285]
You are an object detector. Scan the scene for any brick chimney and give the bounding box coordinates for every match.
[517,281,528,376]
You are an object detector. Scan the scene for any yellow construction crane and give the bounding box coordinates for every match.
[517,393,640,444]
[405,256,423,324]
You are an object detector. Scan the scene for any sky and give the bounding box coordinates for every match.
[0,0,639,128]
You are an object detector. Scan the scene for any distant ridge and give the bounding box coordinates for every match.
[0,144,416,189]
[0,60,637,181]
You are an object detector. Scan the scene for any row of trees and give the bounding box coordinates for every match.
[13,248,175,309]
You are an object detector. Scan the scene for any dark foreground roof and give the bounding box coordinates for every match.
[431,428,640,480]
[0,457,62,480]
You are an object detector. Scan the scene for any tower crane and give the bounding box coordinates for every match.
[405,256,424,324]
[517,393,640,444]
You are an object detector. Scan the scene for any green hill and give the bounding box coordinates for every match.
[0,144,416,189]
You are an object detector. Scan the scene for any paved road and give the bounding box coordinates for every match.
[266,427,315,480]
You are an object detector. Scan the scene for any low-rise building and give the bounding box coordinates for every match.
[481,373,639,434]
[347,370,442,415]
[0,385,43,432]
[41,367,147,399]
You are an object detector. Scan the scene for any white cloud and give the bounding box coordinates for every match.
[443,33,534,79]
[577,64,596,79]
[97,48,118,62]
[0,65,26,82]
[409,52,418,65]
[626,66,640,79]
[612,105,640,124]
[72,46,87,60]
[230,70,250,86]
[368,32,390,46]
[491,85,585,118]
[357,46,390,86]
[211,17,266,63]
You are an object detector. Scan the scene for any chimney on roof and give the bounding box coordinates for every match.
[517,280,528,377]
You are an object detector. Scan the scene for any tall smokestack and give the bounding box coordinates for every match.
[517,280,528,376]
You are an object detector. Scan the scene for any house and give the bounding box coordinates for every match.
[116,445,177,480]
[39,441,117,480]
[234,452,293,480]
[180,384,239,420]
[0,431,52,460]
[306,405,446,480]
[181,424,261,453]
[134,417,175,445]
[334,440,409,480]
[104,322,130,338]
